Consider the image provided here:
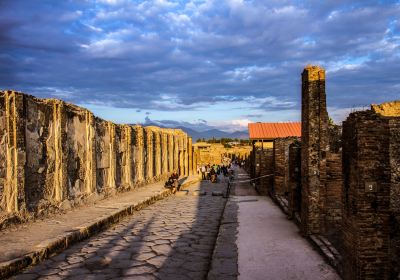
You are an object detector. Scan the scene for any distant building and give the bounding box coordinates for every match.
[248,122,301,149]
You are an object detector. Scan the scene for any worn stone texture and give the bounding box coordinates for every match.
[0,91,194,229]
[288,141,301,217]
[342,108,400,280]
[301,65,328,235]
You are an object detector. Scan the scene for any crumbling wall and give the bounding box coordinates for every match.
[0,90,194,228]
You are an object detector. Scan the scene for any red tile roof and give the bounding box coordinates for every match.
[248,122,301,140]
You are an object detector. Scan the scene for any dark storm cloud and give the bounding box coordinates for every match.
[0,0,399,116]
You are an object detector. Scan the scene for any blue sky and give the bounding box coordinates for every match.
[0,0,399,132]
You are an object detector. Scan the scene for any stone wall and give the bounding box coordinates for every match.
[0,91,194,228]
[342,103,400,280]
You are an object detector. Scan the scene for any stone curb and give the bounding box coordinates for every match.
[207,197,239,280]
[308,234,342,276]
[0,178,200,279]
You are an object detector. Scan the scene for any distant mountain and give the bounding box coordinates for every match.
[175,126,248,140]
[143,122,248,140]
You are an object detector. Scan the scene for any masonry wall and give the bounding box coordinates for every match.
[288,142,301,217]
[253,149,274,195]
[0,91,194,228]
[341,107,400,280]
[273,138,298,196]
[324,152,342,238]
[300,65,328,235]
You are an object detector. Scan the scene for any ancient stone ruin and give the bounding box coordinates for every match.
[0,91,196,229]
[249,66,400,279]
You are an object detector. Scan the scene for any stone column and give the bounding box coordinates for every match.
[121,125,133,188]
[133,125,144,183]
[152,128,162,178]
[84,110,96,194]
[167,131,174,173]
[161,131,168,176]
[300,65,328,235]
[173,134,179,173]
[107,121,116,192]
[52,100,66,202]
[188,137,193,175]
[144,127,154,181]
[0,91,26,213]
[179,135,184,177]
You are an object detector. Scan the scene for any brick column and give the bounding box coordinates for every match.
[342,104,400,280]
[300,65,328,235]
[84,110,96,194]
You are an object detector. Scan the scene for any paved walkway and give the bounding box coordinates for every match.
[11,179,228,280]
[0,176,199,278]
[233,167,339,280]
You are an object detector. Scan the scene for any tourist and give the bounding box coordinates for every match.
[201,165,206,180]
[165,170,180,193]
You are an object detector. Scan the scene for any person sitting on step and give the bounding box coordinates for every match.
[165,170,180,193]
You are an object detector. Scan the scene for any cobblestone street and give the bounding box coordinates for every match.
[13,180,228,280]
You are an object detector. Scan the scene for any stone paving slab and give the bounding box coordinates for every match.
[11,179,228,280]
[0,176,199,279]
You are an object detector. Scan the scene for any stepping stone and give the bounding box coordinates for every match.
[192,190,207,196]
[212,191,223,196]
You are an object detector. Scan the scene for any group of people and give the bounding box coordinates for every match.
[197,163,232,183]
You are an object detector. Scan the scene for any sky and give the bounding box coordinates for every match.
[0,0,399,132]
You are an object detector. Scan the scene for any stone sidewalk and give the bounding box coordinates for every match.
[0,176,199,279]
[232,167,340,280]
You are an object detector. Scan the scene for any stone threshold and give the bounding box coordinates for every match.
[0,176,200,279]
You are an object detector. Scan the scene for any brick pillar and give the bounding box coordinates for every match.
[0,91,26,213]
[133,125,144,183]
[301,65,328,235]
[107,121,116,192]
[342,104,400,280]
[188,137,193,175]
